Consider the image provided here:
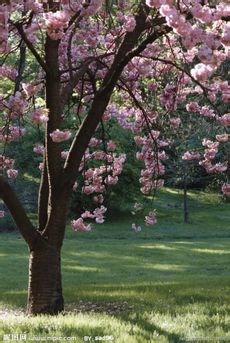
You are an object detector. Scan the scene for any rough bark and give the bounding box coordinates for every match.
[27,240,63,315]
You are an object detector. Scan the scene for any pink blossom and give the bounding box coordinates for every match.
[7,169,18,180]
[107,140,116,151]
[83,0,103,16]
[83,185,95,195]
[200,106,215,118]
[30,108,49,124]
[71,218,92,232]
[186,102,200,112]
[216,114,230,126]
[222,90,230,103]
[22,83,41,97]
[202,139,219,149]
[216,134,228,142]
[44,11,70,40]
[169,117,181,127]
[81,211,95,219]
[93,206,107,224]
[221,23,230,47]
[0,155,14,170]
[222,183,230,197]
[145,210,157,226]
[33,144,45,155]
[124,14,136,32]
[182,151,201,161]
[50,129,72,143]
[0,210,5,218]
[105,175,118,185]
[190,63,214,81]
[204,148,217,160]
[89,137,101,147]
[93,151,106,160]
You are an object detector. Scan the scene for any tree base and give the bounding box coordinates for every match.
[27,244,64,315]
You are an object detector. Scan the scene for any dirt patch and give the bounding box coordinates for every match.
[65,301,134,315]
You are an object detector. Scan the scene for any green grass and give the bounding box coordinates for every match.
[0,189,229,342]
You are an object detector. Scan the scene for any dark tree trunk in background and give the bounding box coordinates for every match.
[183,179,189,224]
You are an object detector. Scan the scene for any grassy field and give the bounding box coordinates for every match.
[0,189,229,342]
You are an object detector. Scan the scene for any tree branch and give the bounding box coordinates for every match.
[0,175,38,248]
[13,21,49,74]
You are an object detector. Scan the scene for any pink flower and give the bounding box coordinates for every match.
[222,183,230,197]
[221,23,230,47]
[0,210,5,218]
[204,148,217,160]
[83,185,95,195]
[50,129,72,143]
[107,140,116,151]
[186,102,200,112]
[169,117,181,127]
[217,114,230,126]
[202,139,219,149]
[200,106,215,118]
[124,14,136,32]
[33,144,45,155]
[191,63,214,81]
[145,210,157,226]
[182,151,200,161]
[30,108,49,124]
[93,206,107,224]
[105,175,118,185]
[44,11,70,40]
[81,211,95,219]
[216,134,228,142]
[7,169,18,180]
[71,218,92,232]
[146,0,163,9]
[89,138,101,147]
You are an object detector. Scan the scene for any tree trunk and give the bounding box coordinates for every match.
[183,180,189,224]
[27,241,64,315]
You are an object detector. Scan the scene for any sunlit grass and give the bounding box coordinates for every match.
[0,188,229,342]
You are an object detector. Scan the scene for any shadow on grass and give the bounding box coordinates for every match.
[117,314,183,343]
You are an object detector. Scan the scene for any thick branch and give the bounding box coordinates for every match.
[45,36,63,189]
[14,41,26,93]
[38,158,49,231]
[13,22,49,74]
[0,175,37,248]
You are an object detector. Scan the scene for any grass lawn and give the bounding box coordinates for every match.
[0,188,229,342]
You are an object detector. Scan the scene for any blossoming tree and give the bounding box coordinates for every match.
[0,0,229,314]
